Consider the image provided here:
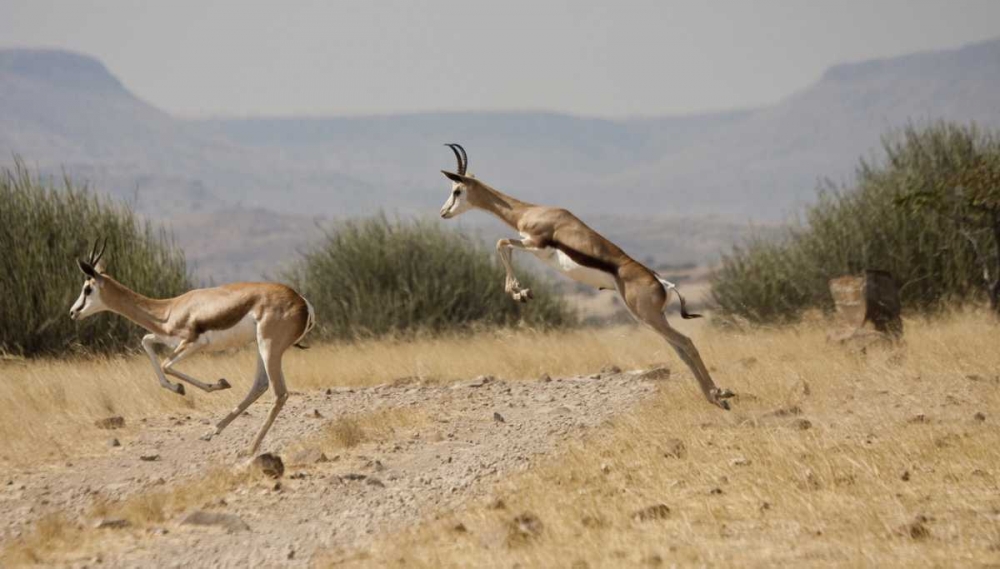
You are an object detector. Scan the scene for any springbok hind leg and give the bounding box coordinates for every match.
[645,313,734,410]
[201,352,269,442]
[244,341,289,457]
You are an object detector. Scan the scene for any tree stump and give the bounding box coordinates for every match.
[828,270,902,342]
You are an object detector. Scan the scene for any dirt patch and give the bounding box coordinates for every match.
[0,372,658,566]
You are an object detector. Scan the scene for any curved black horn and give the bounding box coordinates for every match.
[92,237,107,267]
[444,143,468,175]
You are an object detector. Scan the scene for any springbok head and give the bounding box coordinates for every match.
[440,143,476,219]
[69,239,109,320]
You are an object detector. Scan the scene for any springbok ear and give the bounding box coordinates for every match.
[77,259,97,278]
[441,170,465,183]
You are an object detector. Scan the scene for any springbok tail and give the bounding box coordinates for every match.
[654,275,702,319]
[293,298,317,349]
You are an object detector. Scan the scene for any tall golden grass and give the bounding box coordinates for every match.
[329,310,1000,567]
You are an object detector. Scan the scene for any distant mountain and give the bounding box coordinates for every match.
[2,39,998,280]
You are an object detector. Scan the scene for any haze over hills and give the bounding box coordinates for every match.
[1,38,998,280]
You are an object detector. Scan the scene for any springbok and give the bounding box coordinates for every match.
[69,240,316,455]
[439,144,734,410]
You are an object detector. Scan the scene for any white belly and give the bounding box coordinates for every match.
[531,247,617,290]
[200,314,257,352]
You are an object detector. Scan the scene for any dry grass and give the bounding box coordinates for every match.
[327,310,1000,567]
[0,325,677,466]
[322,407,429,450]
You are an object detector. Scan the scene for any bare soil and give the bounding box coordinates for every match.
[0,372,660,567]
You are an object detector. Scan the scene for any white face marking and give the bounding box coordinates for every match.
[69,278,108,320]
[440,181,473,219]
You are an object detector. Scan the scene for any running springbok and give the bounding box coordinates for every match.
[439,144,734,410]
[69,240,316,455]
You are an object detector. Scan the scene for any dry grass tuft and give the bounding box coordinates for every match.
[1,513,82,566]
[327,309,1000,567]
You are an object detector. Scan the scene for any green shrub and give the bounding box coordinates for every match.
[712,122,997,323]
[284,214,574,339]
[0,160,190,356]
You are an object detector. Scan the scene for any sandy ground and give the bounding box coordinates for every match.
[0,371,661,567]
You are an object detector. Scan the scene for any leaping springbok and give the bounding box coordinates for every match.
[439,144,734,410]
[69,240,316,455]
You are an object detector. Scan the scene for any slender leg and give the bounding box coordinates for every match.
[162,340,231,392]
[141,334,185,396]
[245,340,289,456]
[616,280,734,410]
[496,238,533,302]
[201,351,269,442]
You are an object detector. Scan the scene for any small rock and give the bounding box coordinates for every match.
[730,457,750,467]
[290,448,328,465]
[539,373,552,382]
[643,554,664,566]
[974,412,986,422]
[908,414,929,424]
[600,463,611,474]
[600,365,622,375]
[181,510,250,533]
[325,388,333,395]
[793,418,813,430]
[507,512,543,543]
[709,487,724,495]
[632,503,671,522]
[108,438,121,448]
[901,470,911,482]
[637,366,671,381]
[470,375,494,387]
[252,453,285,479]
[365,459,385,472]
[95,416,125,430]
[663,439,687,459]
[897,515,931,540]
[343,473,367,481]
[489,497,507,510]
[764,406,802,418]
[452,522,468,533]
[139,454,160,462]
[95,518,130,530]
[311,409,323,419]
[365,477,385,488]
[493,412,506,423]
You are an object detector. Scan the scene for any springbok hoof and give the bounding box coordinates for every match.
[217,378,232,390]
[711,388,735,411]
[174,384,186,396]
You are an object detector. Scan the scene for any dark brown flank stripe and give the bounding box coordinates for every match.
[541,239,620,276]
[193,296,256,336]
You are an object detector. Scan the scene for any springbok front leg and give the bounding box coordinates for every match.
[141,334,186,396]
[161,340,232,392]
[496,238,534,302]
[201,351,269,443]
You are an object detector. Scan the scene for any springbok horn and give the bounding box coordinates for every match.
[92,238,107,267]
[445,143,468,175]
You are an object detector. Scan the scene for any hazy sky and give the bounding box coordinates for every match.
[2,1,999,118]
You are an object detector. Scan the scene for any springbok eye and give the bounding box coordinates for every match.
[453,188,461,196]
[84,285,92,295]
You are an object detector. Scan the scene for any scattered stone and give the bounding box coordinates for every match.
[601,463,611,474]
[974,412,986,422]
[765,406,802,418]
[633,503,671,522]
[325,388,333,395]
[901,470,911,482]
[643,554,664,566]
[709,487,724,495]
[95,416,125,430]
[343,473,367,481]
[600,365,623,375]
[181,510,250,533]
[365,477,385,488]
[290,448,329,465]
[252,453,285,479]
[908,414,929,424]
[139,454,160,462]
[507,512,543,544]
[637,366,671,381]
[539,373,552,382]
[793,418,813,430]
[452,522,468,533]
[663,439,687,459]
[897,515,931,540]
[493,412,506,423]
[364,459,385,472]
[488,497,507,510]
[107,438,121,448]
[470,375,494,387]
[95,518,130,530]
[730,457,751,467]
[311,409,323,419]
